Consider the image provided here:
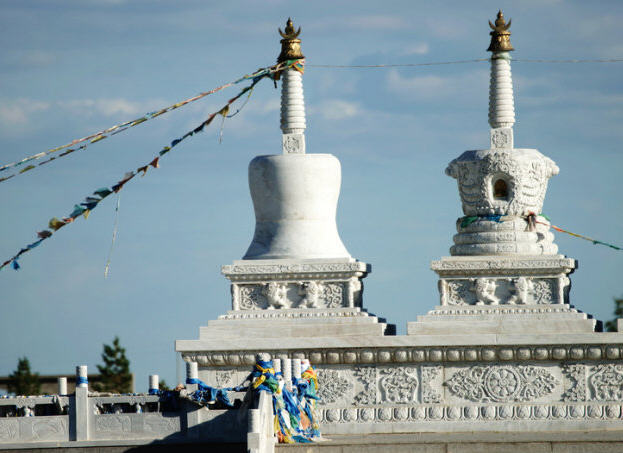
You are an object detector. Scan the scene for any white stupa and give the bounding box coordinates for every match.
[243,22,350,260]
[408,11,597,335]
[178,19,392,358]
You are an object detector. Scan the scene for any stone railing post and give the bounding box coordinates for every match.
[185,361,200,438]
[247,390,275,453]
[58,377,67,396]
[282,358,292,392]
[72,365,89,441]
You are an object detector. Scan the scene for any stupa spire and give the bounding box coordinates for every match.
[277,18,306,154]
[487,10,515,149]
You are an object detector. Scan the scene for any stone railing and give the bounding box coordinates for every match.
[247,390,275,453]
[0,366,248,449]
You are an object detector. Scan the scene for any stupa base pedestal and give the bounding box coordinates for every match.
[408,305,596,335]
[201,307,393,340]
[410,254,597,334]
[222,259,369,311]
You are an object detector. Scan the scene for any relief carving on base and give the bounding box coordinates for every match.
[322,283,345,308]
[32,418,67,439]
[562,364,586,402]
[421,366,443,404]
[214,370,235,388]
[441,277,556,306]
[317,369,353,404]
[225,262,367,275]
[236,281,346,310]
[353,366,377,405]
[143,415,180,433]
[238,285,265,310]
[0,420,18,440]
[298,281,323,308]
[282,134,304,154]
[378,367,419,404]
[263,282,289,309]
[589,364,623,401]
[319,402,623,424]
[445,365,558,403]
[95,415,131,433]
[473,278,499,305]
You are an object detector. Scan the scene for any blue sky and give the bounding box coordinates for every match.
[0,0,622,391]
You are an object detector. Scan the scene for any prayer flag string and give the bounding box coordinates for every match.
[104,194,121,278]
[0,59,296,184]
[533,218,622,251]
[458,213,622,252]
[0,59,304,272]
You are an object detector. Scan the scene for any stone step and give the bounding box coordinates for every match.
[199,322,387,339]
[408,317,596,335]
[274,432,623,452]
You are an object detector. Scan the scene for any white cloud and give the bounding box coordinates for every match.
[386,68,488,101]
[309,99,362,120]
[346,15,408,30]
[0,99,50,125]
[245,98,280,114]
[58,98,166,117]
[387,70,449,96]
[401,43,430,56]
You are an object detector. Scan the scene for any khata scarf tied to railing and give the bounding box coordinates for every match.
[251,359,317,444]
[298,362,321,438]
[0,59,303,184]
[185,377,247,407]
[0,59,305,272]
[458,213,622,251]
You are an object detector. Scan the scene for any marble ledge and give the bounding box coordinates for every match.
[175,332,623,352]
[316,431,623,444]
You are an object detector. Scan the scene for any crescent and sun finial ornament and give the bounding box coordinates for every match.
[279,17,301,40]
[487,10,514,52]
[489,10,511,32]
[277,17,304,63]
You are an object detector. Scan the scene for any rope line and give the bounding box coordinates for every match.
[307,57,623,69]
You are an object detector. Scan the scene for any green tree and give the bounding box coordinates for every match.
[159,379,171,391]
[605,297,623,332]
[7,357,41,395]
[94,337,132,393]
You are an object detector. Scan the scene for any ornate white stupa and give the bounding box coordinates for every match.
[178,20,392,368]
[408,11,596,334]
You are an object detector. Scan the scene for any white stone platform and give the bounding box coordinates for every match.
[200,308,390,339]
[414,255,597,334]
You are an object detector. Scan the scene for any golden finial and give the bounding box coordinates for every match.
[279,18,301,40]
[277,17,304,63]
[487,10,514,52]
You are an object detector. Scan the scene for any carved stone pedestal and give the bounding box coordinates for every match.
[407,255,596,334]
[222,259,368,311]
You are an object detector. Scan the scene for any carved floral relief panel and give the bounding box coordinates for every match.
[561,363,623,403]
[444,365,560,403]
[441,277,556,306]
[316,365,424,407]
[0,420,18,441]
[588,364,623,401]
[236,281,346,310]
